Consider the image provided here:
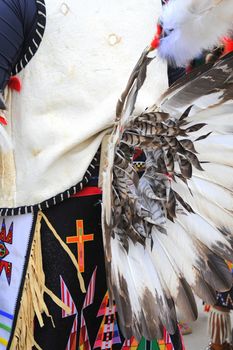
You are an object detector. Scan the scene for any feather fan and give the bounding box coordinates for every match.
[102,48,233,340]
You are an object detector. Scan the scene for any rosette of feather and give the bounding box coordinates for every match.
[102,48,233,341]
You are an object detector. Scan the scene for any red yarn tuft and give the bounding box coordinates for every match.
[8,76,22,92]
[222,36,233,56]
[204,304,211,313]
[186,65,192,74]
[0,116,7,126]
[150,23,162,50]
[150,35,160,49]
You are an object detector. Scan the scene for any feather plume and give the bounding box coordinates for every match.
[158,0,233,66]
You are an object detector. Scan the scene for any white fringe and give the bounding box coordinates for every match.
[208,307,231,345]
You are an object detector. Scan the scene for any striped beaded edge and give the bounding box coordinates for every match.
[0,156,98,216]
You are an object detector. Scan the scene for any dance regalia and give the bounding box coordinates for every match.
[0,1,182,350]
[1,0,233,349]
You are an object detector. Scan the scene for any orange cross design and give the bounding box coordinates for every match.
[66,220,94,273]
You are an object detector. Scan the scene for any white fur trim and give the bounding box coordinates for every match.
[159,0,233,66]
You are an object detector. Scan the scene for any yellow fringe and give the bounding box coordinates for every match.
[10,210,84,350]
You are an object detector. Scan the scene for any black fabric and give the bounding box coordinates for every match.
[170,326,183,350]
[34,193,108,349]
[216,288,233,310]
[167,66,186,86]
[33,189,183,349]
[0,0,37,89]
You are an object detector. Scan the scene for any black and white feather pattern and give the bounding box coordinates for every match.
[102,49,233,340]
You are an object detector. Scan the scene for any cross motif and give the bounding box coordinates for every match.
[66,220,94,273]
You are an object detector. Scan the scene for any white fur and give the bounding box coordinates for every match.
[159,0,233,66]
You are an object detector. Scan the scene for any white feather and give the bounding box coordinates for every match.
[187,104,233,130]
[152,223,216,302]
[173,175,233,212]
[110,237,175,339]
[193,135,233,166]
[177,212,233,260]
[172,178,233,239]
[193,162,233,192]
[151,226,197,297]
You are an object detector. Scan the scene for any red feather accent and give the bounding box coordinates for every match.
[150,23,162,50]
[8,76,22,92]
[222,37,233,56]
[204,304,211,313]
[150,35,160,49]
[0,116,7,126]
